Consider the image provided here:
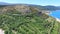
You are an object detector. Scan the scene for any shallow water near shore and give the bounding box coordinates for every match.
[49,10,60,19]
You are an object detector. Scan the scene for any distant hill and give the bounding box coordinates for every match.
[0,2,10,5]
[29,5,60,10]
[0,3,60,10]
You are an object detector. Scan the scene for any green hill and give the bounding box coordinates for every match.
[0,5,60,34]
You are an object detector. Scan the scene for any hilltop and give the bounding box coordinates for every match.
[0,4,60,34]
[0,2,60,10]
[0,2,11,5]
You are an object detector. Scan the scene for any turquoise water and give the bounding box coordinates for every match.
[49,10,60,19]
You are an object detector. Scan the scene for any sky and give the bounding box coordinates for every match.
[0,0,60,6]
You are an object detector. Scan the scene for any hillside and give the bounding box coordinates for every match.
[0,4,60,10]
[0,5,60,34]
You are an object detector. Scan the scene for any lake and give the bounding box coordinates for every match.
[49,10,60,19]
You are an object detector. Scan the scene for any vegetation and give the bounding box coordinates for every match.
[0,5,59,34]
[0,10,59,34]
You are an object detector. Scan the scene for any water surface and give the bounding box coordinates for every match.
[49,10,60,19]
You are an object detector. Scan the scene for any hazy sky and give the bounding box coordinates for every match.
[0,0,60,6]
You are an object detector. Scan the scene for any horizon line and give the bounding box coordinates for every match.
[0,2,60,6]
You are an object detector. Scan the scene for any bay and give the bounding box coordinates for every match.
[49,10,60,19]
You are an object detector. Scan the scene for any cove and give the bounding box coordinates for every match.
[49,10,60,19]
